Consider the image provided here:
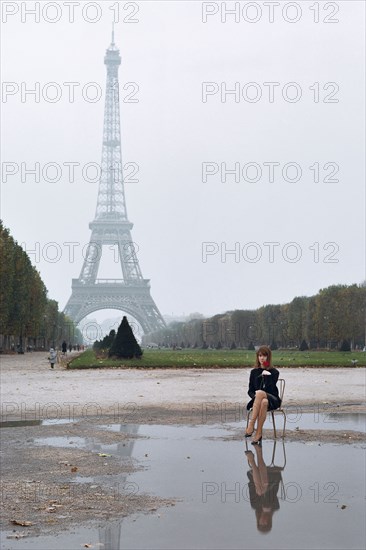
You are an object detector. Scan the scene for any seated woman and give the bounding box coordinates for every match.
[245,345,281,445]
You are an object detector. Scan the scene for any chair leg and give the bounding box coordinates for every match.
[270,440,277,466]
[282,411,286,438]
[246,409,251,430]
[271,411,277,439]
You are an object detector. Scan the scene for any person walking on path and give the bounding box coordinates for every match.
[49,348,57,369]
[245,346,281,445]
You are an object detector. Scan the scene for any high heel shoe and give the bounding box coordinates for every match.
[251,436,262,446]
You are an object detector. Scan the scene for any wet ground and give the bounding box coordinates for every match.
[1,413,365,550]
[1,354,365,548]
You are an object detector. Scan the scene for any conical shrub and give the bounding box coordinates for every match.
[109,316,142,359]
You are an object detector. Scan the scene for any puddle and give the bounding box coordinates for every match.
[42,418,74,426]
[1,412,364,433]
[2,422,365,550]
[282,411,366,432]
[34,436,87,449]
[100,422,231,438]
[103,438,365,550]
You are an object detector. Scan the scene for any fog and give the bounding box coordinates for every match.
[1,1,365,326]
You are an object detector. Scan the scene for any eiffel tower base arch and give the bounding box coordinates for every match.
[64,279,166,335]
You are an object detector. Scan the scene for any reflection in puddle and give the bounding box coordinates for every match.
[244,440,286,534]
[1,422,365,550]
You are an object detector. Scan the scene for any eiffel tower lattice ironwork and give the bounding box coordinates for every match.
[64,32,166,334]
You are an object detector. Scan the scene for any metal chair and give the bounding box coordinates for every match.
[269,439,286,468]
[246,378,287,438]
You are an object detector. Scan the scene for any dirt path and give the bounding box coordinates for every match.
[1,352,365,422]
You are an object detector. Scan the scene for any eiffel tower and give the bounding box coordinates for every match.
[64,31,166,334]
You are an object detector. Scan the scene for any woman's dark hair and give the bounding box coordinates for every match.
[256,509,273,533]
[255,345,272,368]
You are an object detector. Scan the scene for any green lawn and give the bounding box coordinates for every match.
[68,348,366,369]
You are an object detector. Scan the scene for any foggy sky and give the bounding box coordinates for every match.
[1,0,365,322]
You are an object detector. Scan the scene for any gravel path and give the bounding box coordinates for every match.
[1,352,365,421]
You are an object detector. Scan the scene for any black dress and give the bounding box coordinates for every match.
[246,367,281,411]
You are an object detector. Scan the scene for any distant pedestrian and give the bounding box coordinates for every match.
[61,341,67,355]
[49,348,57,369]
[68,343,72,352]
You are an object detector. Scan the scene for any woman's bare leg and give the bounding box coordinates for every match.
[253,398,268,442]
[254,444,268,489]
[247,447,268,496]
[246,390,267,435]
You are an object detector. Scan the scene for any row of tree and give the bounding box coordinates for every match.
[143,283,366,351]
[0,221,82,351]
